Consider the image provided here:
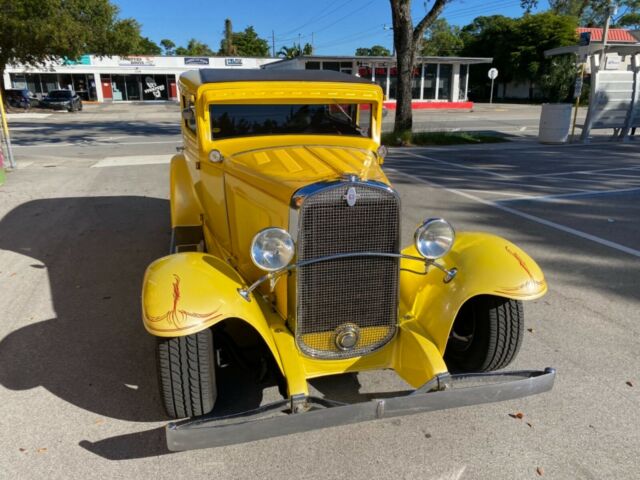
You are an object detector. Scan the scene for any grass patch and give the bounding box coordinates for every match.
[381,131,509,146]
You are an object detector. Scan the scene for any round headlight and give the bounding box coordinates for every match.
[415,218,455,260]
[250,228,295,272]
[377,145,389,158]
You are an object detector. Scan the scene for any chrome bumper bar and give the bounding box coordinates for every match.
[166,367,555,451]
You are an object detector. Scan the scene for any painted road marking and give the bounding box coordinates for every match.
[6,113,52,119]
[526,166,640,178]
[401,151,511,179]
[496,186,640,203]
[385,167,640,259]
[91,155,172,168]
[14,139,179,149]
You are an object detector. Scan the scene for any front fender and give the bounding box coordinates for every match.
[399,232,547,354]
[142,252,283,372]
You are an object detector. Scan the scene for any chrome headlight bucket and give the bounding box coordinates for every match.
[415,218,455,260]
[250,228,295,272]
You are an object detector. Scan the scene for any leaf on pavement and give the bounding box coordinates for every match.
[37,448,47,454]
[626,381,633,387]
[509,412,524,419]
[527,328,534,333]
[536,467,544,476]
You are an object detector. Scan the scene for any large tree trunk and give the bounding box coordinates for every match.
[391,0,415,136]
[389,0,448,139]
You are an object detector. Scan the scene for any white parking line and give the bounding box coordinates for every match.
[91,155,172,167]
[400,151,511,179]
[496,186,640,203]
[386,167,640,258]
[527,166,640,178]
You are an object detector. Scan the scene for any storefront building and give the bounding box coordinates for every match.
[3,55,278,102]
[262,55,492,109]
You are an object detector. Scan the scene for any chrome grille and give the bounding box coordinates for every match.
[295,182,399,359]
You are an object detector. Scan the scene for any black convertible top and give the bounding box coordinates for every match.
[191,68,374,85]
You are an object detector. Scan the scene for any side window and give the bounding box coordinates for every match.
[182,94,197,135]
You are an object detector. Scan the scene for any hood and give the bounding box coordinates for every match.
[224,145,390,203]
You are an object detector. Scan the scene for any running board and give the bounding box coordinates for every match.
[166,368,556,451]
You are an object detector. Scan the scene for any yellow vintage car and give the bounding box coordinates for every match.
[141,69,555,451]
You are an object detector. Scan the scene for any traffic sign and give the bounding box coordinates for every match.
[488,68,499,80]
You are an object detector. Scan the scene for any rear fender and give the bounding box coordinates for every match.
[399,232,547,354]
[142,252,283,373]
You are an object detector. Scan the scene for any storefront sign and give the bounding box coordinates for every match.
[225,58,243,66]
[119,56,155,66]
[144,76,165,98]
[185,57,210,65]
[62,55,92,66]
[605,54,621,70]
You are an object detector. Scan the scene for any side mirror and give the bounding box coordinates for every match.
[181,107,195,122]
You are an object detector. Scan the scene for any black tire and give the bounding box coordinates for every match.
[444,296,524,372]
[156,329,217,419]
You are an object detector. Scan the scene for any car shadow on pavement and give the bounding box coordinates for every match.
[0,196,169,423]
[0,196,282,459]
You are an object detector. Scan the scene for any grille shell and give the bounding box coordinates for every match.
[294,181,400,359]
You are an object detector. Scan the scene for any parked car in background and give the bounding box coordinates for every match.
[40,90,83,112]
[4,88,39,109]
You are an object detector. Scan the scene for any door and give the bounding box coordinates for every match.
[101,80,113,100]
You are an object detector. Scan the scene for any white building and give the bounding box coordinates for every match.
[263,55,492,109]
[3,55,278,102]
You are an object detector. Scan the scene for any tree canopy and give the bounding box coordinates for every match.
[355,45,392,56]
[0,0,148,72]
[421,18,464,56]
[175,39,215,56]
[278,43,313,58]
[219,24,270,57]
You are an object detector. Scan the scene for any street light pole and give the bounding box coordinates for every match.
[599,1,614,69]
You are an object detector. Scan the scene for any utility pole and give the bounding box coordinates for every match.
[311,32,314,54]
[599,1,614,69]
[272,30,276,57]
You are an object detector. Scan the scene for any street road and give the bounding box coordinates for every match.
[1,105,638,479]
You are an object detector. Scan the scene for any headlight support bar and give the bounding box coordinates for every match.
[237,252,458,302]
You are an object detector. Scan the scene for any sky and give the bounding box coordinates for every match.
[113,0,549,56]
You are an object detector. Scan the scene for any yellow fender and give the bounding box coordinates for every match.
[399,232,547,355]
[170,154,202,228]
[141,252,283,373]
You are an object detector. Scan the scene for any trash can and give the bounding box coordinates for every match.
[538,103,572,144]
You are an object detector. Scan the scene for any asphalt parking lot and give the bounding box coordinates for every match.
[1,107,639,479]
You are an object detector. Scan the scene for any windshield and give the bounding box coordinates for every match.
[48,91,72,99]
[209,103,371,140]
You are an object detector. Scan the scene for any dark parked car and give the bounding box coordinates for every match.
[40,90,83,112]
[4,88,39,109]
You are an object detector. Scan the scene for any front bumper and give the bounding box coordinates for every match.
[166,367,556,451]
[41,102,70,110]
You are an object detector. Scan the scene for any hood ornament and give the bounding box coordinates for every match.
[344,186,360,207]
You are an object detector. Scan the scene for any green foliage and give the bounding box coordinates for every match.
[160,39,176,56]
[539,55,577,102]
[355,45,391,56]
[617,12,640,28]
[524,1,640,26]
[0,0,147,69]
[421,19,464,55]
[278,43,313,59]
[461,12,577,100]
[219,24,270,57]
[134,37,162,55]
[175,39,215,56]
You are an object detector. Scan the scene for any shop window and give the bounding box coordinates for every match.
[374,67,388,97]
[305,61,320,70]
[422,64,437,100]
[459,64,468,101]
[388,67,397,100]
[323,62,340,71]
[142,75,168,101]
[438,64,453,101]
[411,66,421,99]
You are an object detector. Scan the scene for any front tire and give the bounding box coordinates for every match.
[157,329,217,419]
[444,296,524,372]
